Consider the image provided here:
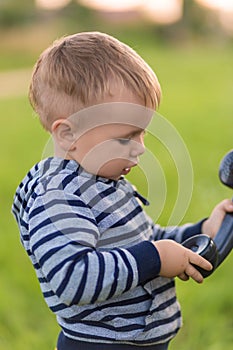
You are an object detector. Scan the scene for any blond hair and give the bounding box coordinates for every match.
[29,31,161,131]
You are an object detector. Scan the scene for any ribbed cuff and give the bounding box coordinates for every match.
[127,241,161,284]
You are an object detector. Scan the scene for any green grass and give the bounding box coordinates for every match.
[1,40,233,350]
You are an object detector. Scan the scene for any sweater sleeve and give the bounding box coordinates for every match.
[151,219,207,243]
[28,188,160,307]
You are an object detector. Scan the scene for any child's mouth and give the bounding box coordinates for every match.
[122,163,137,176]
[122,167,131,175]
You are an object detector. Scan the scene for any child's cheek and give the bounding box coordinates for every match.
[80,140,129,174]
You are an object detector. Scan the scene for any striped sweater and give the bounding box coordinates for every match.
[12,157,204,346]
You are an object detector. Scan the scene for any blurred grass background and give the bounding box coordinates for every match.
[0,1,233,349]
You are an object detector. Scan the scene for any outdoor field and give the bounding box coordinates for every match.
[0,11,233,350]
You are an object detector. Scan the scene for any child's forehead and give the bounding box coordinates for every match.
[69,102,154,132]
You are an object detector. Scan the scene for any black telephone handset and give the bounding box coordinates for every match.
[182,150,233,278]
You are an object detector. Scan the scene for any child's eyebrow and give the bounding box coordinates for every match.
[120,128,145,138]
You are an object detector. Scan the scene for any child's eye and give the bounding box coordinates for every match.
[117,138,131,145]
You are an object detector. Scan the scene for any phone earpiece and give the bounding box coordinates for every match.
[182,234,219,278]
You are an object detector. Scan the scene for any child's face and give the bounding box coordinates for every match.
[71,122,146,180]
[54,87,153,180]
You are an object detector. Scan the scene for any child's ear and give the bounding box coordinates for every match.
[51,119,76,152]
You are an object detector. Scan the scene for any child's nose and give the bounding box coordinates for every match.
[130,141,145,158]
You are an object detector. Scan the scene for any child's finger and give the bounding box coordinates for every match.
[184,264,204,284]
[216,199,233,213]
[189,251,213,271]
[178,273,189,281]
[225,199,233,211]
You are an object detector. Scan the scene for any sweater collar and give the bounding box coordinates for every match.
[40,157,125,187]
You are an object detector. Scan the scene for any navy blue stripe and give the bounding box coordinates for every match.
[50,303,68,312]
[31,227,98,253]
[133,191,149,206]
[95,210,111,223]
[43,290,55,298]
[29,198,91,218]
[14,194,23,208]
[129,328,179,345]
[150,296,177,315]
[38,276,48,283]
[35,163,39,172]
[91,252,105,303]
[24,171,33,193]
[29,204,48,218]
[80,320,144,332]
[64,294,151,322]
[50,158,69,175]
[152,280,175,295]
[44,247,92,281]
[42,157,52,174]
[33,262,41,270]
[114,249,133,292]
[44,249,88,281]
[21,234,29,241]
[12,202,20,214]
[73,187,81,196]
[100,309,148,322]
[88,187,116,207]
[111,206,142,228]
[71,255,89,304]
[56,253,89,298]
[38,243,69,265]
[29,213,96,238]
[60,322,144,343]
[32,231,65,252]
[18,181,24,189]
[106,252,119,299]
[60,325,114,342]
[39,159,71,186]
[20,218,28,229]
[61,173,76,189]
[95,195,131,223]
[97,293,150,309]
[29,217,52,237]
[145,311,181,332]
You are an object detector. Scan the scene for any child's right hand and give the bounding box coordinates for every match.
[154,239,213,283]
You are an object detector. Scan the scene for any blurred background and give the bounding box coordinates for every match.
[0,1,232,349]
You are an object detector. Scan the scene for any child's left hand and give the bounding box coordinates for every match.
[202,199,233,239]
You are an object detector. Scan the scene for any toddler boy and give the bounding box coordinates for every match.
[12,32,233,350]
